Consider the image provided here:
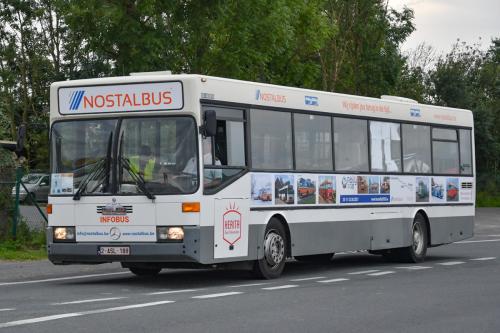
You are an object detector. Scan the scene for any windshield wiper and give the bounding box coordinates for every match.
[72,159,106,200]
[120,156,156,200]
[73,132,113,200]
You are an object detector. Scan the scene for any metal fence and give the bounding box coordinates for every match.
[0,167,16,237]
[0,167,48,236]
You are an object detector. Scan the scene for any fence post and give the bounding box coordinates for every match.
[12,165,23,239]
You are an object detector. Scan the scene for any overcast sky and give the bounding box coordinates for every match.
[388,0,500,55]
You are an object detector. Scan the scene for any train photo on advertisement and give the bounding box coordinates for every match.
[46,73,475,279]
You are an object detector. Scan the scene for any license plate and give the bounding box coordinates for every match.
[98,246,130,256]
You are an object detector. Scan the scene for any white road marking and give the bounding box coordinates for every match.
[147,289,199,295]
[192,292,243,299]
[52,297,125,305]
[290,276,326,282]
[396,266,432,270]
[367,271,395,276]
[262,285,298,290]
[317,278,349,283]
[0,272,130,287]
[470,257,496,261]
[229,283,269,288]
[81,300,174,313]
[0,313,81,328]
[0,308,15,312]
[456,239,500,244]
[0,300,174,328]
[348,270,380,275]
[438,261,466,266]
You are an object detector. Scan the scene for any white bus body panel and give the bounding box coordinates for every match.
[47,74,475,265]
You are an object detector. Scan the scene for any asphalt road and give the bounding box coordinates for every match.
[1,208,499,333]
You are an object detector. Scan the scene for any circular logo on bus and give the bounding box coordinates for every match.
[110,227,121,240]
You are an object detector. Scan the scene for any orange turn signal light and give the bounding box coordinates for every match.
[46,204,53,215]
[182,202,200,213]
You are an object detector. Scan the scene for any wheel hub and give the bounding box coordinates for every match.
[264,231,285,267]
[413,223,424,255]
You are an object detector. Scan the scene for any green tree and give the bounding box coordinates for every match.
[428,39,500,190]
[318,0,414,96]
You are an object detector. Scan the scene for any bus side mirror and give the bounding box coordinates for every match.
[202,110,217,137]
[0,124,26,158]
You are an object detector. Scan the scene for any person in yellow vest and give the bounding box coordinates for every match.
[129,145,156,181]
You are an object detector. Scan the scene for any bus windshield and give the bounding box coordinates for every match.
[50,117,199,196]
[117,117,198,195]
[51,119,117,196]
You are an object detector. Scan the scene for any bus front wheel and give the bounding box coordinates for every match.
[253,218,287,279]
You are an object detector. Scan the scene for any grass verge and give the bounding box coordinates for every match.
[0,241,47,260]
[0,221,47,261]
[476,191,500,207]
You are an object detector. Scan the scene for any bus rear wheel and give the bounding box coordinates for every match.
[253,218,287,279]
[129,267,162,277]
[384,213,428,263]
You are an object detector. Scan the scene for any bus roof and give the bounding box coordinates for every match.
[50,74,473,127]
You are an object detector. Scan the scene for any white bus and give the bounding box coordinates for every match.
[47,73,475,279]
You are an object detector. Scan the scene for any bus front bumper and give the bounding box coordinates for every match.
[47,226,201,265]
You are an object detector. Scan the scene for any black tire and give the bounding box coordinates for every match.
[253,218,288,279]
[384,214,428,263]
[295,253,334,263]
[129,267,162,277]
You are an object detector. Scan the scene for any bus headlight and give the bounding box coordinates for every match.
[157,227,184,242]
[53,227,75,242]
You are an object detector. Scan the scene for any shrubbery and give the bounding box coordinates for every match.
[0,149,46,259]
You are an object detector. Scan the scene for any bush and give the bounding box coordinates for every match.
[0,150,16,239]
[0,220,46,260]
[476,191,500,207]
[476,171,500,207]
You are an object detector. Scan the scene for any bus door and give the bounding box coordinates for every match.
[201,106,250,259]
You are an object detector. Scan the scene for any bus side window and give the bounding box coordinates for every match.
[214,120,245,166]
[334,117,369,172]
[459,129,472,174]
[202,107,246,193]
[402,124,431,173]
[432,128,459,174]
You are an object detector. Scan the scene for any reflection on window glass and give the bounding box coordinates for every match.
[402,124,431,173]
[204,168,243,193]
[250,109,292,170]
[51,119,117,195]
[119,117,198,194]
[433,141,459,174]
[334,117,368,172]
[294,114,332,171]
[202,137,214,165]
[202,107,247,193]
[370,121,401,172]
[459,129,472,174]
[433,128,457,141]
[212,120,245,166]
